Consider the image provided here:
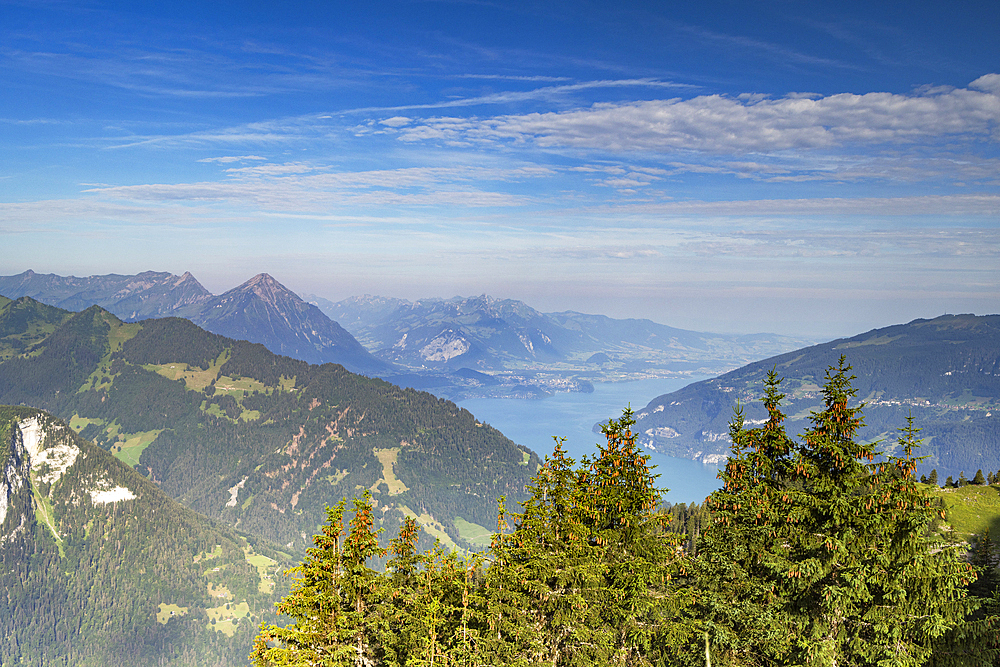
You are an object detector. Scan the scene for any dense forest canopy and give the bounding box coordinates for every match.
[253,358,1000,666]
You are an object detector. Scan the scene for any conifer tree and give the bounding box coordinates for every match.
[928,468,939,486]
[697,359,983,666]
[251,493,387,667]
[484,417,695,666]
[973,469,987,485]
[580,409,695,663]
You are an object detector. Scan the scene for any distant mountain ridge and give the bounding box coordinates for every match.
[0,270,388,375]
[314,293,816,375]
[630,313,1000,478]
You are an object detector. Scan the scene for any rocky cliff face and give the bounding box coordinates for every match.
[0,418,32,546]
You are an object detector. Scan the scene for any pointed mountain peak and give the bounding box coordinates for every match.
[223,273,305,306]
[247,272,278,285]
[173,270,208,290]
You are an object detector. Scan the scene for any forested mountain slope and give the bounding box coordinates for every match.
[632,314,1000,477]
[0,271,388,375]
[0,407,288,667]
[0,298,539,554]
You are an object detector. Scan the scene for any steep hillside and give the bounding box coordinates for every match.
[0,295,74,360]
[0,407,287,667]
[319,293,813,376]
[631,314,1000,477]
[0,270,388,375]
[0,300,539,554]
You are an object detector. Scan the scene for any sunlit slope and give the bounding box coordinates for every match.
[0,407,288,667]
[0,300,539,553]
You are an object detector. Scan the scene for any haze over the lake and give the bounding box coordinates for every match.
[2,0,998,338]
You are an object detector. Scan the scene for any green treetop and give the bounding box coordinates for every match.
[698,358,984,667]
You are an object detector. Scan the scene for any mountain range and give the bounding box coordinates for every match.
[311,293,816,387]
[0,406,287,666]
[630,314,1000,478]
[0,270,388,375]
[0,295,539,555]
[0,269,815,399]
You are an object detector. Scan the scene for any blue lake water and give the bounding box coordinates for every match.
[458,376,723,505]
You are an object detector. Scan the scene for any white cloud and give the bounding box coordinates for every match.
[397,76,1000,154]
[198,155,268,163]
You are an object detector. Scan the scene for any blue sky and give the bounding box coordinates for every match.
[1,0,998,337]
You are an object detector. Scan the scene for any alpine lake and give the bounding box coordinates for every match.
[458,376,723,505]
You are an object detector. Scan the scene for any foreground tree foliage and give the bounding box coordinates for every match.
[254,358,998,667]
[696,357,997,666]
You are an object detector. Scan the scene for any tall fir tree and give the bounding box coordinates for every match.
[697,359,985,667]
[251,493,387,667]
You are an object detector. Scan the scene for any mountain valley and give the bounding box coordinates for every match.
[310,293,817,399]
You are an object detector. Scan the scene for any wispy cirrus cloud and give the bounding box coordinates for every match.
[81,163,552,210]
[346,78,697,115]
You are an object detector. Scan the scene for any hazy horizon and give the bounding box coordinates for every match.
[2,1,998,339]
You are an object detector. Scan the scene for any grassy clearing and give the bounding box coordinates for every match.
[239,409,261,422]
[214,375,270,397]
[373,448,408,495]
[206,601,250,636]
[206,582,233,600]
[244,546,278,594]
[156,603,189,624]
[928,483,1000,540]
[521,451,530,466]
[110,429,162,466]
[398,505,462,553]
[194,544,223,563]
[31,480,64,557]
[144,349,232,391]
[74,320,140,393]
[104,319,141,353]
[454,516,493,548]
[69,414,104,432]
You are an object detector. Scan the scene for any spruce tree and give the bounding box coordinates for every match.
[484,417,696,666]
[973,469,987,485]
[697,359,982,666]
[251,493,387,667]
[929,468,939,486]
[582,409,695,663]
